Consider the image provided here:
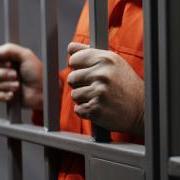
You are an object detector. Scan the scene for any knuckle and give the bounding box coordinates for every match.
[85,48,94,54]
[74,105,84,115]
[99,51,118,65]
[96,73,110,83]
[97,84,107,95]
[3,43,13,53]
[4,43,14,49]
[24,48,33,56]
[3,43,16,53]
[102,57,114,65]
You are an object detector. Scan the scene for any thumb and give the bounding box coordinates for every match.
[68,42,89,55]
[0,43,28,63]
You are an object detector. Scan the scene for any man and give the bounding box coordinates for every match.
[0,0,144,179]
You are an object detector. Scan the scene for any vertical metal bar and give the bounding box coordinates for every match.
[2,0,22,180]
[143,0,160,180]
[40,0,60,131]
[168,0,180,159]
[22,142,45,180]
[89,0,110,142]
[159,0,180,179]
[158,0,169,180]
[4,0,21,124]
[85,155,91,180]
[22,142,59,180]
[40,0,59,179]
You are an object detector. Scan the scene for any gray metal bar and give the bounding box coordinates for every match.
[143,0,160,180]
[90,158,145,180]
[0,136,9,180]
[22,142,47,180]
[166,0,180,160]
[168,157,180,177]
[4,0,21,124]
[89,0,110,142]
[158,0,169,179]
[40,0,59,179]
[0,119,145,169]
[85,155,91,180]
[40,0,59,131]
[2,1,22,180]
[159,1,180,179]
[0,136,21,180]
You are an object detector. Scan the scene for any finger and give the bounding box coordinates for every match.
[0,81,19,92]
[0,91,14,101]
[0,68,17,81]
[68,64,109,88]
[68,42,89,55]
[69,48,102,69]
[71,85,95,104]
[74,97,100,119]
[0,43,29,63]
[67,67,94,88]
[0,61,12,68]
[68,42,101,69]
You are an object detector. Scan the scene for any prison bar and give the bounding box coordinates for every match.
[4,0,21,125]
[41,0,60,132]
[2,0,22,180]
[158,0,169,178]
[89,0,110,142]
[143,0,160,180]
[159,0,180,179]
[168,157,180,177]
[41,0,60,179]
[0,119,145,168]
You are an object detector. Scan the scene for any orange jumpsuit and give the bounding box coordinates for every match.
[33,0,144,179]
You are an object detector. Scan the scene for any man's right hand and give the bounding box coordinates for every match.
[0,43,43,110]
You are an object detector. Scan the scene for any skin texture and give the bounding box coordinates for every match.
[0,42,144,136]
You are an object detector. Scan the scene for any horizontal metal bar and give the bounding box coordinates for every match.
[168,157,180,177]
[0,119,145,168]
